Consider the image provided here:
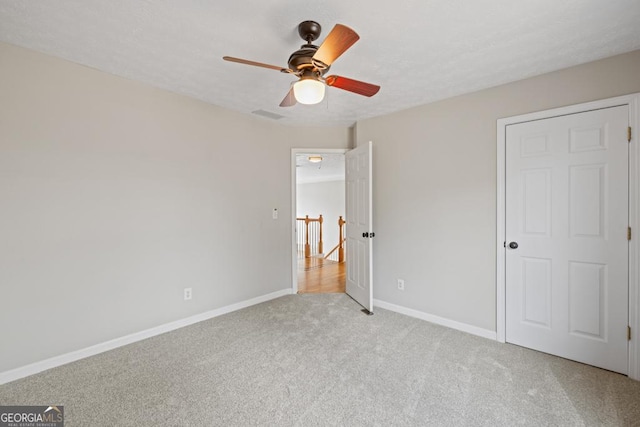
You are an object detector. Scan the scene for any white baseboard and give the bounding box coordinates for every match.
[0,288,292,385]
[373,299,497,341]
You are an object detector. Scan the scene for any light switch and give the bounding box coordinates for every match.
[272,208,278,219]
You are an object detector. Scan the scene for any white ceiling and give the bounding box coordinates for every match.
[1,1,639,127]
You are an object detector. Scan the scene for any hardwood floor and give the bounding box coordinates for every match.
[297,257,345,293]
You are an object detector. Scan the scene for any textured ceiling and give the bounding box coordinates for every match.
[296,153,345,184]
[1,1,640,127]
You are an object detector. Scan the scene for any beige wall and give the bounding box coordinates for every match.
[3,38,640,374]
[356,50,640,332]
[0,42,351,373]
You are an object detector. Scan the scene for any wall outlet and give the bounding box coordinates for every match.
[184,287,192,301]
[397,279,405,291]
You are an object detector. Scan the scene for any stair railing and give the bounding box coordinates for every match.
[323,216,346,263]
[296,214,323,258]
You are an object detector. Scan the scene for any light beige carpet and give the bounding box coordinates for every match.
[1,294,639,426]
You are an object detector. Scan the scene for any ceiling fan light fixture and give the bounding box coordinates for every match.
[293,78,325,105]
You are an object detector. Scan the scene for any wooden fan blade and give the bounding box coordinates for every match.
[325,75,380,97]
[312,24,359,67]
[223,56,290,73]
[279,87,297,107]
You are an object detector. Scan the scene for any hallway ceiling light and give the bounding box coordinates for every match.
[308,156,323,163]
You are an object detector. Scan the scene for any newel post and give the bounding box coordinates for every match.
[318,214,324,254]
[338,216,345,263]
[304,215,311,258]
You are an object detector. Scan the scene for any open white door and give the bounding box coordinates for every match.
[345,141,373,313]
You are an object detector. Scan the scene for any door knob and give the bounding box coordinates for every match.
[508,241,518,249]
[363,232,369,238]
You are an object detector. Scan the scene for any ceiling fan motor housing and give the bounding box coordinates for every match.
[288,21,330,74]
[288,46,328,74]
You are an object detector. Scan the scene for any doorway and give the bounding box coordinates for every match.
[497,93,640,379]
[291,149,347,294]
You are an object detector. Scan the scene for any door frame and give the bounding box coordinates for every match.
[291,148,348,294]
[496,93,640,380]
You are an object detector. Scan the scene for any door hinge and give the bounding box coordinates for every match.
[629,326,632,341]
[628,227,632,241]
[629,126,632,142]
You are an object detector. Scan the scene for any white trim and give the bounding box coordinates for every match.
[497,118,507,343]
[297,175,345,185]
[629,95,640,380]
[374,299,497,341]
[290,148,348,294]
[0,288,292,385]
[496,93,640,380]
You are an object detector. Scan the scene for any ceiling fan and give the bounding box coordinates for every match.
[223,21,380,107]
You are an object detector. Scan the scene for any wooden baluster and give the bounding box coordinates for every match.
[338,216,345,263]
[318,214,323,254]
[296,218,302,258]
[304,215,311,258]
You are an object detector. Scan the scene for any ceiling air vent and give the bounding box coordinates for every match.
[252,110,284,120]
